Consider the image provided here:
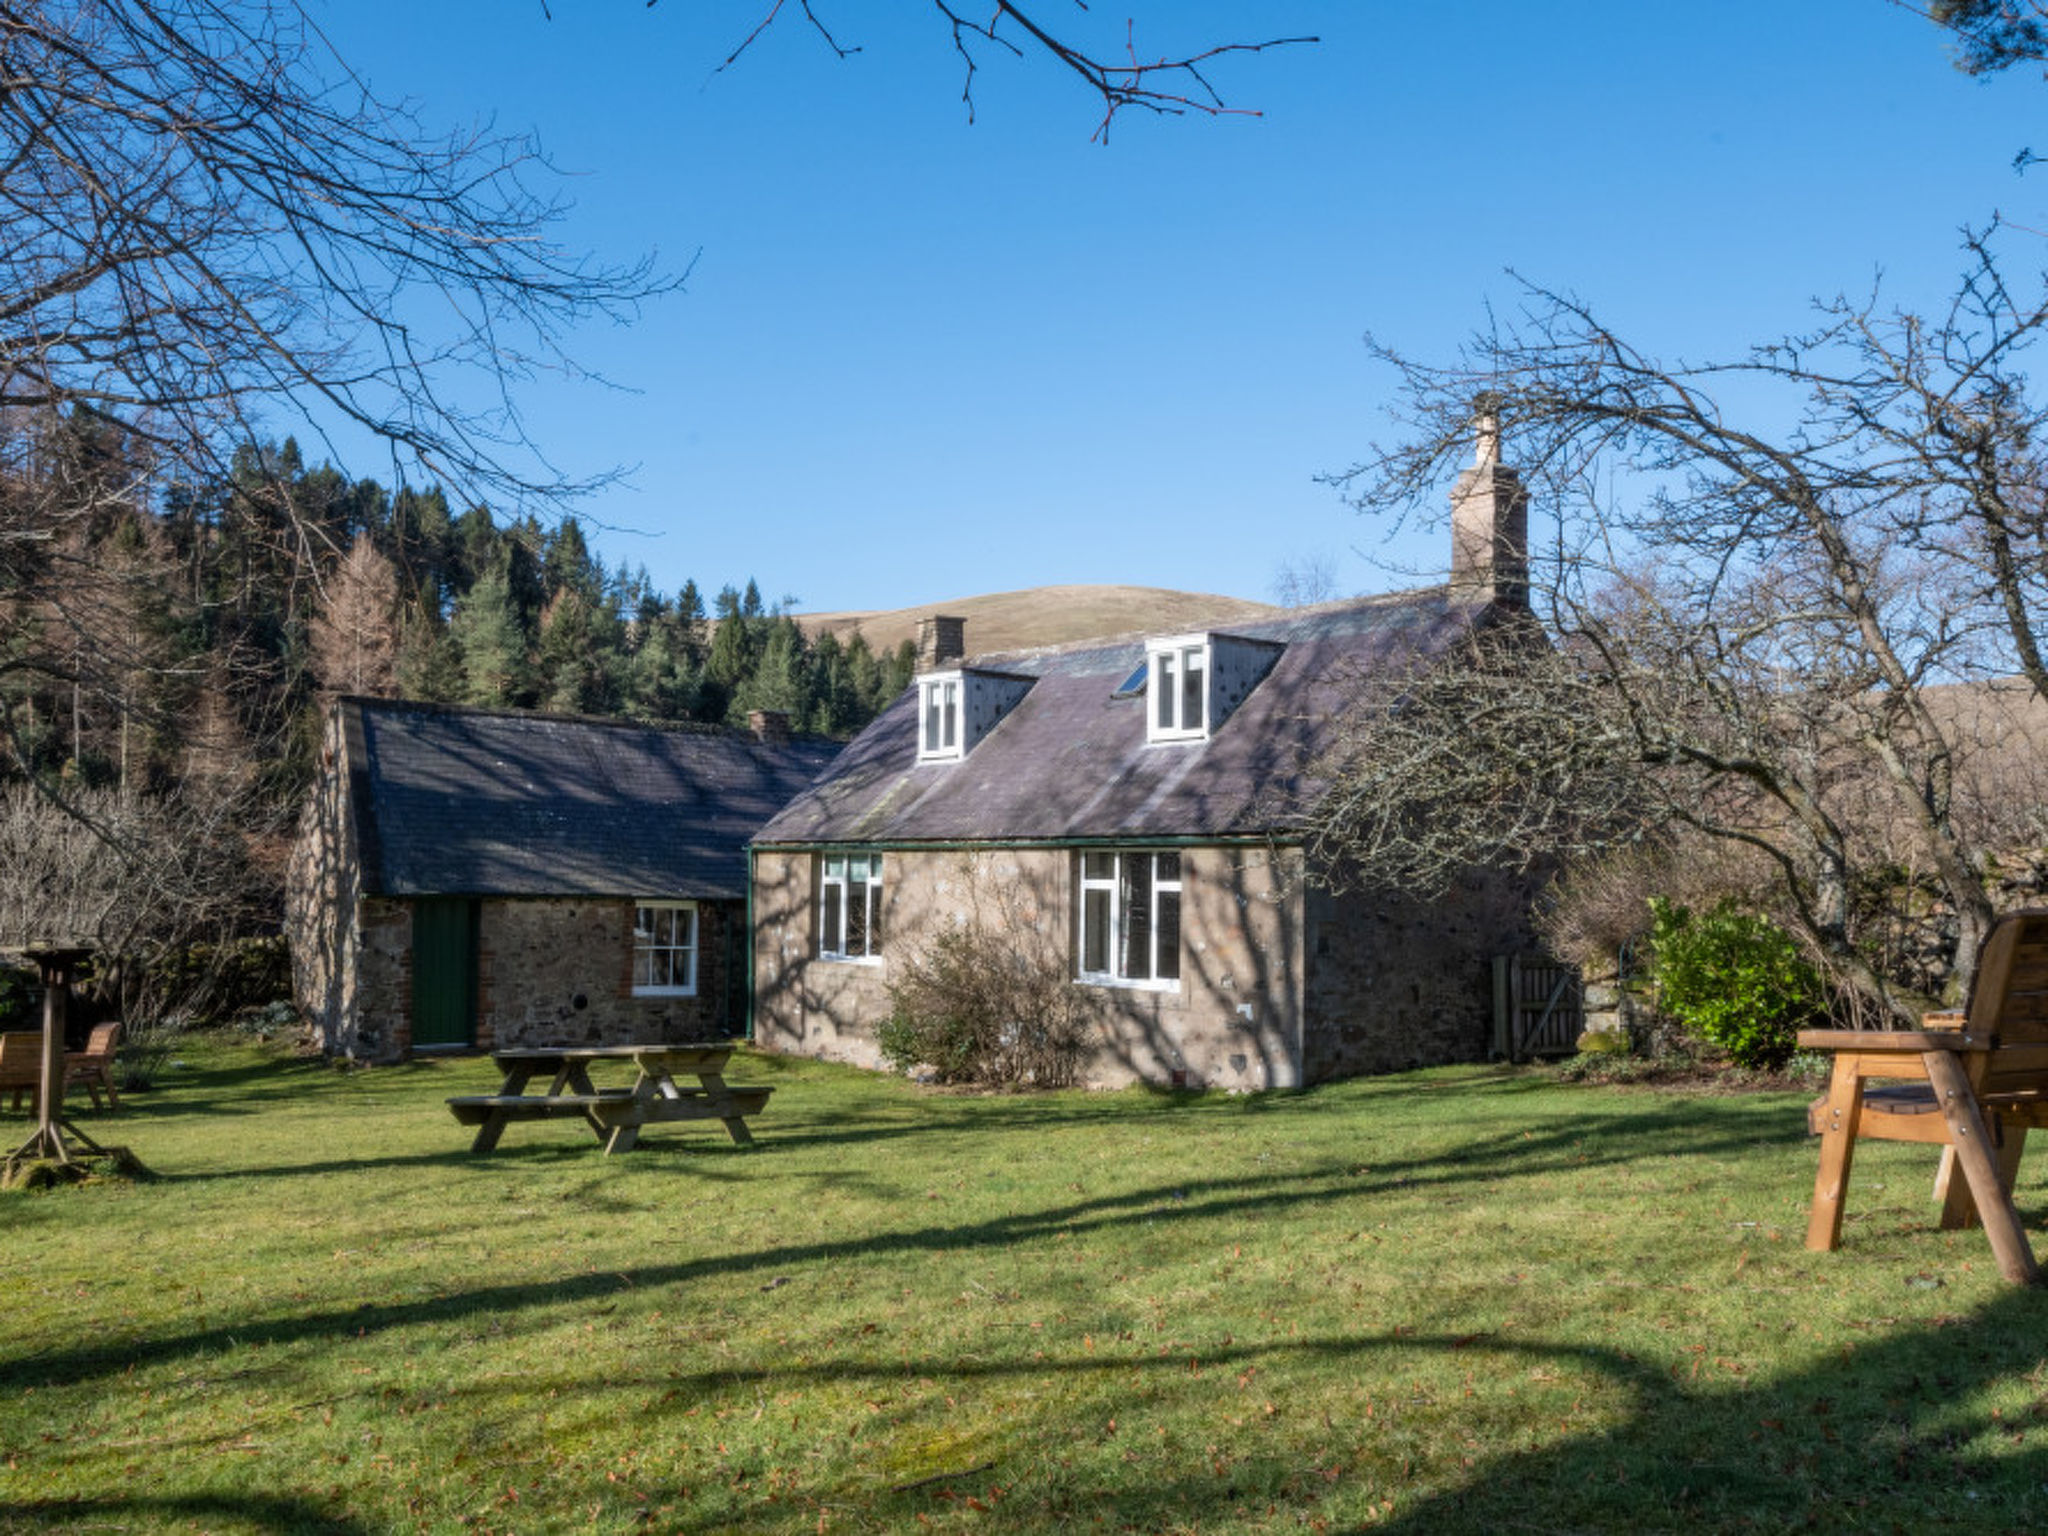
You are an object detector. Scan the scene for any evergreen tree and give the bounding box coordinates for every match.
[535,586,620,715]
[390,485,456,618]
[542,517,602,603]
[395,603,465,703]
[448,556,532,707]
[625,612,702,722]
[729,615,813,726]
[882,639,918,706]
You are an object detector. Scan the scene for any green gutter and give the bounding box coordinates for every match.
[752,833,1304,855]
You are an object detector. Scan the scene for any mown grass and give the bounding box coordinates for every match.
[1,1039,2046,1533]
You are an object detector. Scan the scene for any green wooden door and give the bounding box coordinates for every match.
[411,899,477,1050]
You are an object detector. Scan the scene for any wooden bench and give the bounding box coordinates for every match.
[0,1031,42,1114]
[1800,909,2048,1285]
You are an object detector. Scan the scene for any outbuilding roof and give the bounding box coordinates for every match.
[755,588,1499,848]
[336,698,839,899]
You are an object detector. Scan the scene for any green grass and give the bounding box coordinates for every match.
[2,1039,2046,1533]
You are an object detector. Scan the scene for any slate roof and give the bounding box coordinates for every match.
[755,588,1499,847]
[337,698,839,899]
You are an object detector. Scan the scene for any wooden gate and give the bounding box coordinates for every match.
[1492,954,1583,1060]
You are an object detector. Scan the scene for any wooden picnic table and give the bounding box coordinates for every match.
[446,1043,771,1156]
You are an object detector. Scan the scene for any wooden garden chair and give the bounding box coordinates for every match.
[0,1031,44,1115]
[64,1022,121,1112]
[1800,909,2048,1285]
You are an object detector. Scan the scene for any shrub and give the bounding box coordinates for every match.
[1646,898,1826,1069]
[882,923,1090,1090]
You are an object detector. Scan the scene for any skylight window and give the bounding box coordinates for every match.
[1112,661,1149,699]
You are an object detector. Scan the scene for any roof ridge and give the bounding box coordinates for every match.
[962,583,1457,667]
[338,694,835,745]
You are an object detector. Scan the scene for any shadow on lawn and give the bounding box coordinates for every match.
[0,1490,371,1533]
[1,1095,1812,1396]
[578,1295,2046,1531]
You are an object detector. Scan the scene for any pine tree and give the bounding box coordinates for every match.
[448,556,532,707]
[728,615,813,726]
[396,603,465,703]
[535,586,619,715]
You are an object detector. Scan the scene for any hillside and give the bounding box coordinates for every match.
[794,585,1282,659]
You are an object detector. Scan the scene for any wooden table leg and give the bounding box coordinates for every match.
[1923,1050,2042,1286]
[471,1061,537,1154]
[1806,1063,1865,1252]
[697,1070,755,1146]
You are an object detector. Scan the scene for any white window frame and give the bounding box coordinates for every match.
[1148,638,1208,742]
[1076,849,1182,989]
[632,900,699,997]
[820,852,884,962]
[919,674,962,761]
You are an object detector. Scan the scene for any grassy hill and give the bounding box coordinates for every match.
[794,584,1282,658]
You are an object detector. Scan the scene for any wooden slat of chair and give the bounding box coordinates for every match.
[1800,910,2048,1286]
[0,1030,44,1115]
[63,1022,121,1112]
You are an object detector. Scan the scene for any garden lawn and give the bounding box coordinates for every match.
[2,1038,2047,1534]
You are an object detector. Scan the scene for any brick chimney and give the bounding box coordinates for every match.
[916,614,966,669]
[1448,395,1529,607]
[748,709,790,744]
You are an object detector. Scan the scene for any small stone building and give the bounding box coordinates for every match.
[750,426,1546,1089]
[288,697,836,1062]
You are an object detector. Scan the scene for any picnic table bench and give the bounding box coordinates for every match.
[447,1043,770,1155]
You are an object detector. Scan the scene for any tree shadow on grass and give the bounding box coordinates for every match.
[0,1490,371,1534]
[577,1302,2047,1532]
[2,1095,1821,1395]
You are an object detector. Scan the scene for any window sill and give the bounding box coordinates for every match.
[817,954,883,967]
[1075,974,1180,994]
[633,986,698,999]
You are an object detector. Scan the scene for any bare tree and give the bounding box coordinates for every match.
[0,1,679,960]
[1,2,668,507]
[309,535,401,698]
[1269,549,1342,608]
[706,2,1317,139]
[1317,242,2048,1015]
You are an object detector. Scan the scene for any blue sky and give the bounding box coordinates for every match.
[315,1,2045,612]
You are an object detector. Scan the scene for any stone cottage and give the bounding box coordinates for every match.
[749,426,1546,1089]
[288,697,836,1061]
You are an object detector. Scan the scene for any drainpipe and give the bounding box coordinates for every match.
[744,849,756,1042]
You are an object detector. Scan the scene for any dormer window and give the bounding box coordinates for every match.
[920,675,961,760]
[1142,630,1284,745]
[1152,642,1207,740]
[916,666,1034,762]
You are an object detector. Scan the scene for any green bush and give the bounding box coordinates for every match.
[1646,898,1826,1070]
[881,924,1089,1090]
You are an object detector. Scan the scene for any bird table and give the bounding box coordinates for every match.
[4,947,104,1172]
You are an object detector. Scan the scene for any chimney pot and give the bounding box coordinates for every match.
[748,709,790,744]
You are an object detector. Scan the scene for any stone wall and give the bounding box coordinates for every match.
[751,844,1306,1090]
[478,897,740,1050]
[296,876,742,1062]
[1299,868,1543,1080]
